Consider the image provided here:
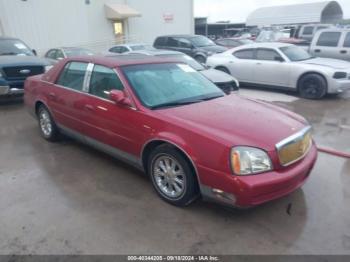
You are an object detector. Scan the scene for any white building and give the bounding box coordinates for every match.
[246,1,343,27]
[0,0,194,54]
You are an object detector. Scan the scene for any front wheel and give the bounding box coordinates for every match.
[298,74,327,99]
[194,55,206,64]
[148,145,199,207]
[37,105,60,141]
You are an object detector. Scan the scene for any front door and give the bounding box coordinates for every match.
[253,48,290,87]
[75,64,142,158]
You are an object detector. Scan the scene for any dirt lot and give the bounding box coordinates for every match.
[0,89,349,255]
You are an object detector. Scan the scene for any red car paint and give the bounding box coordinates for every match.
[24,56,317,208]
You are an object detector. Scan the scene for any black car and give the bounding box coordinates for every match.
[153,35,227,64]
[0,37,52,98]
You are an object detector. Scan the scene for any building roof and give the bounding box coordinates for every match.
[246,1,343,27]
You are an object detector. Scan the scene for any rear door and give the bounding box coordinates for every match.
[310,31,342,59]
[228,49,255,82]
[253,48,290,87]
[173,37,193,56]
[340,32,350,61]
[48,61,89,133]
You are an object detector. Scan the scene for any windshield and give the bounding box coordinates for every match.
[280,46,313,61]
[156,54,205,71]
[190,36,215,47]
[65,48,95,57]
[0,39,34,56]
[239,39,254,45]
[122,63,224,109]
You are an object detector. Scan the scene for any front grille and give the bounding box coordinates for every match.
[276,127,312,167]
[217,81,238,94]
[2,66,44,80]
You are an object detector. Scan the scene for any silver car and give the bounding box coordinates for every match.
[207,42,350,99]
[124,49,239,94]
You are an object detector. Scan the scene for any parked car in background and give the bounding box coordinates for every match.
[216,38,254,49]
[207,43,350,99]
[309,29,350,61]
[0,36,52,98]
[45,47,95,62]
[153,35,227,63]
[24,55,317,208]
[124,49,239,94]
[293,24,332,42]
[108,43,151,54]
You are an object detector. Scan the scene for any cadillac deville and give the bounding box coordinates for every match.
[24,55,318,208]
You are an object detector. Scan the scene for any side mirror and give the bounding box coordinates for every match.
[57,57,64,61]
[109,90,132,107]
[32,49,37,56]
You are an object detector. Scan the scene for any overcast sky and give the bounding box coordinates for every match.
[194,0,350,22]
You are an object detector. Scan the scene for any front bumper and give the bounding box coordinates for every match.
[329,78,350,94]
[199,144,318,208]
[0,79,25,96]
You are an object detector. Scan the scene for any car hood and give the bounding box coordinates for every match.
[157,95,308,151]
[200,68,237,84]
[298,57,350,70]
[0,55,52,67]
[198,45,227,53]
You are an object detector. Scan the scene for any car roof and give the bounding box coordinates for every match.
[112,43,147,47]
[317,28,350,33]
[232,42,293,50]
[65,55,182,67]
[155,35,199,39]
[128,49,183,56]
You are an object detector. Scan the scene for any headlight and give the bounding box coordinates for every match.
[333,72,347,79]
[45,65,53,72]
[231,146,272,175]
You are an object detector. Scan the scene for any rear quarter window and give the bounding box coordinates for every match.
[344,32,350,48]
[233,49,255,59]
[154,37,167,47]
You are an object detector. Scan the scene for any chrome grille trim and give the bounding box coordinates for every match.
[276,126,312,167]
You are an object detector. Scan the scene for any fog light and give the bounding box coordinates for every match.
[212,188,236,202]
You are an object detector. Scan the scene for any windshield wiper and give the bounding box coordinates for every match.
[201,95,224,101]
[151,99,203,109]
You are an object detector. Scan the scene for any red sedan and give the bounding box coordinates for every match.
[24,56,317,208]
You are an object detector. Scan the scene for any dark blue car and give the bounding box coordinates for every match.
[0,37,52,98]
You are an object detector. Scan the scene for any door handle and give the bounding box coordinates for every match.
[340,50,347,54]
[314,49,321,53]
[84,104,94,111]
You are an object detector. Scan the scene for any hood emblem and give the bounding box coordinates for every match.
[19,69,31,74]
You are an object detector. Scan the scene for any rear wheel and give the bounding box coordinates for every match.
[298,74,327,99]
[148,144,199,207]
[37,105,60,141]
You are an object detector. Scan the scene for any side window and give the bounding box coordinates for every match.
[56,62,88,91]
[46,50,57,59]
[120,46,129,53]
[56,50,64,59]
[167,37,179,47]
[256,49,283,61]
[343,32,350,48]
[233,49,255,59]
[176,38,192,48]
[316,32,341,47]
[154,37,166,47]
[89,65,124,99]
[302,26,314,35]
[110,46,121,53]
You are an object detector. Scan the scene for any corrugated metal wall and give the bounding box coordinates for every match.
[0,0,194,55]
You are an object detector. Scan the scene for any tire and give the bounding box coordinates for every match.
[37,105,60,142]
[298,74,327,99]
[148,144,199,207]
[194,55,206,64]
[215,66,230,75]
